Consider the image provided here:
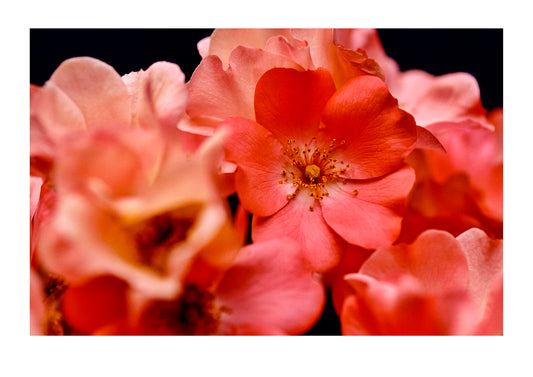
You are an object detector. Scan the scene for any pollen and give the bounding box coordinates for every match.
[281,137,349,209]
[305,164,321,183]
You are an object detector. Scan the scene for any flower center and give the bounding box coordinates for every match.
[280,137,350,210]
[305,164,321,183]
[141,284,231,335]
[132,211,196,273]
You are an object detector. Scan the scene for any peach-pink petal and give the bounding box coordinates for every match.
[457,228,503,325]
[30,176,43,220]
[337,164,415,213]
[49,57,131,130]
[473,270,503,335]
[30,82,86,175]
[201,28,294,68]
[321,75,417,179]
[123,61,187,131]
[187,47,304,126]
[342,273,477,335]
[391,70,487,127]
[252,193,346,272]
[222,117,294,217]
[264,35,315,70]
[30,268,45,335]
[320,168,414,250]
[38,192,182,300]
[333,28,400,87]
[359,230,470,294]
[215,237,325,335]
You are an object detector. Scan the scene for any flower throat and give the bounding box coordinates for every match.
[280,137,350,210]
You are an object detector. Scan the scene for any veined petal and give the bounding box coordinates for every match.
[254,67,336,143]
[252,193,346,272]
[320,167,414,249]
[222,117,293,217]
[321,75,417,179]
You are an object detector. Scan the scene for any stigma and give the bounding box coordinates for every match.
[280,137,350,206]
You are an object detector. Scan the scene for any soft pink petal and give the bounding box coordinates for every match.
[49,57,131,130]
[457,228,503,319]
[30,82,86,174]
[320,166,415,249]
[123,62,187,130]
[30,268,45,335]
[215,237,325,335]
[264,35,314,69]
[336,164,415,213]
[342,274,477,335]
[30,176,43,221]
[254,67,336,143]
[186,46,304,127]
[333,28,400,86]
[221,117,294,217]
[392,70,486,126]
[321,75,417,179]
[474,271,503,335]
[203,29,294,68]
[38,192,182,300]
[360,230,470,294]
[252,192,346,272]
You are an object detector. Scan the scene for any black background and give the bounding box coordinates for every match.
[29,29,503,335]
[30,29,503,110]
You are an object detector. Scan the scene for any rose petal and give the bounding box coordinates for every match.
[360,230,470,294]
[321,75,417,179]
[320,166,415,250]
[254,67,336,143]
[49,57,131,130]
[252,192,346,272]
[215,237,325,335]
[222,117,294,217]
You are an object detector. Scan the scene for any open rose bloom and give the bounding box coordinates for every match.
[30,29,502,336]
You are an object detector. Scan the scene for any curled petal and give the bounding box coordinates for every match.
[123,61,187,130]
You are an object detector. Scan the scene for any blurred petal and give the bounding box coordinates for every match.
[216,237,325,335]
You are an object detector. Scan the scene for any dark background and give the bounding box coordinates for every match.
[30,29,503,110]
[29,29,503,335]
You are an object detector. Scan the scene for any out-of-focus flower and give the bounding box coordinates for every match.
[30,57,191,180]
[399,111,503,243]
[133,237,325,335]
[30,57,242,335]
[222,67,417,271]
[37,127,240,301]
[339,228,502,335]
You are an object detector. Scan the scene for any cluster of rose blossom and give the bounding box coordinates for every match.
[30,29,503,335]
